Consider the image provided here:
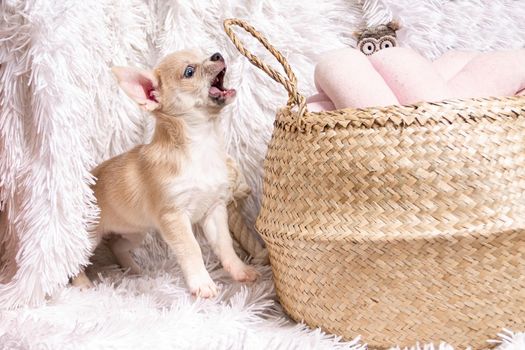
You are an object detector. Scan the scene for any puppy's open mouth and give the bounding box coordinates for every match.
[209,68,236,104]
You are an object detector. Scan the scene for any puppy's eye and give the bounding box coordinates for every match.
[184,66,195,78]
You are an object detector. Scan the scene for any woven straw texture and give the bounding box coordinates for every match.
[224,19,525,349]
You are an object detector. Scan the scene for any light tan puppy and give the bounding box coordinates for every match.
[74,50,258,297]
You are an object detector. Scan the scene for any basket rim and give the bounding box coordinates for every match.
[277,95,525,132]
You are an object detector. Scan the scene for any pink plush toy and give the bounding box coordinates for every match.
[308,47,525,112]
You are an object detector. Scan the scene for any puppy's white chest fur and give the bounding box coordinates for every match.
[167,123,229,223]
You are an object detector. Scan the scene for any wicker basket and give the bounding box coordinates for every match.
[224,19,525,349]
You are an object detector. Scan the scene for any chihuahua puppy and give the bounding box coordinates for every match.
[73,50,258,297]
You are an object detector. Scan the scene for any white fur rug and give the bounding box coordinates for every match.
[0,235,365,349]
[1,0,525,348]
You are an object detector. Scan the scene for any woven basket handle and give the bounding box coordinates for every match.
[223,18,307,118]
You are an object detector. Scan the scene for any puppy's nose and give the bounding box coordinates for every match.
[210,52,224,62]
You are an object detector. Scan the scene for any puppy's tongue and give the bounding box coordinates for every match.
[209,87,236,98]
[209,86,222,97]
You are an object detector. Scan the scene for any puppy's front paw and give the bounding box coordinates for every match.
[225,262,259,282]
[187,273,219,298]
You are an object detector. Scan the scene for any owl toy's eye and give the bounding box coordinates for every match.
[358,38,377,55]
[379,36,397,50]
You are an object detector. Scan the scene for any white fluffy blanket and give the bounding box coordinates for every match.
[1,0,524,348]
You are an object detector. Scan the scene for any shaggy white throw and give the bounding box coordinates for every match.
[1,0,524,348]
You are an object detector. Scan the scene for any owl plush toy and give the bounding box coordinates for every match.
[305,21,402,111]
[355,21,400,55]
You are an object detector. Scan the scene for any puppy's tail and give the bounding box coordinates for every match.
[227,204,269,265]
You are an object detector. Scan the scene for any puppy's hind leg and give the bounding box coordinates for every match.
[71,270,94,289]
[108,233,145,275]
[70,227,103,289]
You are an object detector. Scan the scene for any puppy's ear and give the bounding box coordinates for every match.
[111,66,160,111]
